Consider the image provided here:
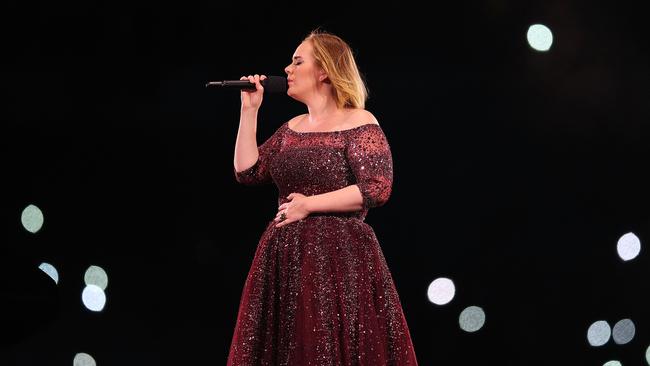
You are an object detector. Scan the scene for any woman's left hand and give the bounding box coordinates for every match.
[275,193,310,228]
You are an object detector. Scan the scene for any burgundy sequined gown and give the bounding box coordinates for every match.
[229,122,418,365]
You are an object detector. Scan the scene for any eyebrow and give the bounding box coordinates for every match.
[292,56,303,60]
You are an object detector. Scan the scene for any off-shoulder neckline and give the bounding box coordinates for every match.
[284,122,381,134]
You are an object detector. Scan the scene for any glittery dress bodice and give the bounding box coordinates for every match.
[234,122,394,221]
[229,122,418,366]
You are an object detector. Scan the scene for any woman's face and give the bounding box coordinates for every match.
[284,41,325,99]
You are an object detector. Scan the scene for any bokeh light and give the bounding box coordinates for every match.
[21,204,44,233]
[84,265,108,290]
[82,285,106,312]
[427,277,455,305]
[38,262,59,284]
[527,24,553,51]
[459,306,485,333]
[73,353,97,366]
[612,318,635,345]
[603,361,622,366]
[617,232,641,261]
[587,320,611,347]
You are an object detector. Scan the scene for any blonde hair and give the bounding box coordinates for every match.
[304,30,368,109]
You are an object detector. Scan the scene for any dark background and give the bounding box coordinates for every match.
[1,0,649,365]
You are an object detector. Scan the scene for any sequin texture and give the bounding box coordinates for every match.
[230,122,418,365]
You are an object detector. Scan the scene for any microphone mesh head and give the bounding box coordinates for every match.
[263,76,287,93]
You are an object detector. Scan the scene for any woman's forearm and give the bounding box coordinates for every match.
[234,107,260,172]
[305,185,364,213]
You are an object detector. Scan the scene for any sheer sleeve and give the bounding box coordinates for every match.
[345,124,394,209]
[234,124,285,186]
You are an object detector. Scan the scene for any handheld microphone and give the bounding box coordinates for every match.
[205,76,287,93]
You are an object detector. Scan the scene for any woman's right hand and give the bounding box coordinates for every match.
[240,74,266,110]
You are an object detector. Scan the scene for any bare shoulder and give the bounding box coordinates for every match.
[345,109,379,128]
[287,114,308,129]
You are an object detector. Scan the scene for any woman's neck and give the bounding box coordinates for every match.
[305,97,343,125]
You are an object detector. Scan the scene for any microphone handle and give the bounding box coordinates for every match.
[205,80,257,89]
[205,76,286,93]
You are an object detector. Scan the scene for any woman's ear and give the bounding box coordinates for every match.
[319,71,330,83]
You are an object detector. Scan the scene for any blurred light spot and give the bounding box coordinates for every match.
[459,306,485,332]
[617,232,641,261]
[527,24,553,51]
[587,320,611,346]
[427,277,455,305]
[38,262,59,284]
[84,265,108,290]
[603,361,622,366]
[612,318,635,345]
[73,353,96,366]
[645,344,650,365]
[21,204,44,233]
[82,285,106,312]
